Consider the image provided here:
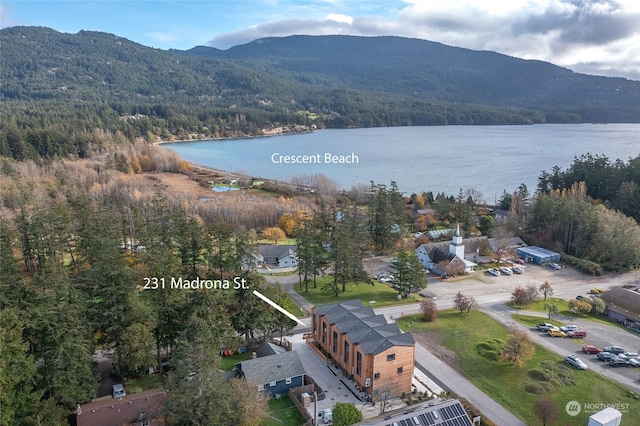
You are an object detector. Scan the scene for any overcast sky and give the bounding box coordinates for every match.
[2,0,639,80]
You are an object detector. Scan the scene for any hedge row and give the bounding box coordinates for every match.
[560,253,604,276]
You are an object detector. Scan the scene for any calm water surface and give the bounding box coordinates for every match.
[163,124,639,199]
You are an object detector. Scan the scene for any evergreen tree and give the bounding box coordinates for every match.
[0,309,40,424]
[390,246,428,297]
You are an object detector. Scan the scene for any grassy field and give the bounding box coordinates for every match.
[296,275,421,307]
[397,310,640,425]
[263,396,307,426]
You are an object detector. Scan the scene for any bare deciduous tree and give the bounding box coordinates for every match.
[501,325,535,367]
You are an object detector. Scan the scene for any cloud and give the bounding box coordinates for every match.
[325,13,353,25]
[206,0,640,78]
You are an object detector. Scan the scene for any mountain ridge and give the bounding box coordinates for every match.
[1,27,639,160]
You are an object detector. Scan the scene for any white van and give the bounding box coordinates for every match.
[112,383,126,398]
[322,408,332,424]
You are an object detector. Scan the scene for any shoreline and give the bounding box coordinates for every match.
[154,125,318,146]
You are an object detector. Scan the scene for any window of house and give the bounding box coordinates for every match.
[322,322,327,343]
[397,367,403,374]
[374,372,380,380]
[312,314,317,330]
[356,351,362,376]
[332,331,338,353]
[258,384,263,391]
[387,354,396,362]
[344,341,350,364]
[286,377,292,384]
[270,381,277,387]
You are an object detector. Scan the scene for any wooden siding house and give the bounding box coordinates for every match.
[309,300,415,400]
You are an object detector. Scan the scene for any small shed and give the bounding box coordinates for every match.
[517,246,560,264]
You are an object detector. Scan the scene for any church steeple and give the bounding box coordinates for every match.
[450,223,465,259]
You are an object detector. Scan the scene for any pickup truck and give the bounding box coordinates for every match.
[536,323,555,331]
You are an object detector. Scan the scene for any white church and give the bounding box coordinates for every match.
[415,224,478,276]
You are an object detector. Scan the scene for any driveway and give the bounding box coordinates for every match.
[291,334,371,417]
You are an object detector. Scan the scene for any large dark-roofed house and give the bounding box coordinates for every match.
[234,350,306,396]
[309,300,415,400]
[599,286,640,331]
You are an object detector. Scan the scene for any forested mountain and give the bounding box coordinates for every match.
[1,27,639,161]
[186,35,640,123]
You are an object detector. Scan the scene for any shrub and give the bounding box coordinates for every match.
[560,253,604,276]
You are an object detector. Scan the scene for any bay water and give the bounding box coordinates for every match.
[163,124,639,201]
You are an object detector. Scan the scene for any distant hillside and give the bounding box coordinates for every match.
[185,35,640,123]
[1,27,639,160]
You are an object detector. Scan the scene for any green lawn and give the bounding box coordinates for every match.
[295,275,421,307]
[124,374,164,393]
[397,310,640,425]
[219,351,254,371]
[256,238,297,245]
[510,314,565,329]
[263,396,307,426]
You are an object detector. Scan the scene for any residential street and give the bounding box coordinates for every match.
[272,261,640,424]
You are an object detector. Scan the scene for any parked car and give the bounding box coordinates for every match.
[322,408,333,424]
[582,345,602,354]
[597,351,615,361]
[567,330,587,339]
[499,267,513,275]
[536,323,555,331]
[628,358,640,367]
[512,267,524,274]
[565,355,588,370]
[112,383,126,398]
[560,324,579,332]
[608,357,629,367]
[514,258,525,265]
[486,268,500,276]
[548,329,566,337]
[549,262,562,270]
[603,346,625,355]
[618,352,639,360]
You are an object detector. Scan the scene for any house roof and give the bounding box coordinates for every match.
[256,244,297,259]
[417,236,489,259]
[356,398,472,426]
[238,350,305,385]
[600,287,640,319]
[315,300,415,355]
[487,236,525,252]
[76,388,167,426]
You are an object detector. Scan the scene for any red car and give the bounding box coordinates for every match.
[568,330,587,339]
[582,345,601,354]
